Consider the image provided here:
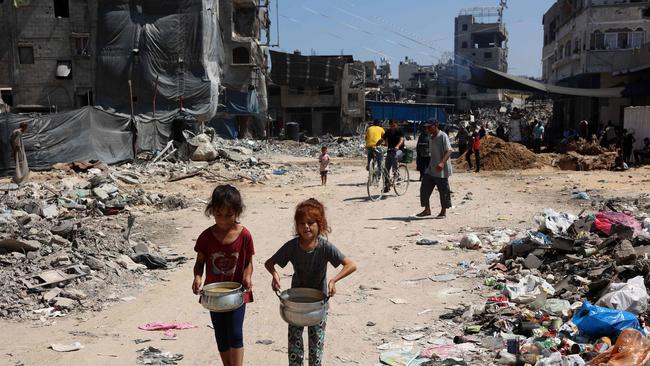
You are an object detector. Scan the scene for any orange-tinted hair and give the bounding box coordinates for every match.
[294,198,331,237]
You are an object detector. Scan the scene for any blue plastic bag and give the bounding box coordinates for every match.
[571,301,642,338]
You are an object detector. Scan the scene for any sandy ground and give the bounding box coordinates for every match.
[2,156,650,366]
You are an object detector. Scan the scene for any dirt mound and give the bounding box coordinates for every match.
[554,151,618,171]
[453,135,545,171]
[565,138,612,156]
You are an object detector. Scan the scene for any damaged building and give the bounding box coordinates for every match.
[1,0,270,174]
[542,0,650,130]
[0,0,98,113]
[268,51,365,136]
[0,0,269,136]
[454,4,509,112]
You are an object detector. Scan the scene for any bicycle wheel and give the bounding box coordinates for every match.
[393,164,410,196]
[367,160,384,201]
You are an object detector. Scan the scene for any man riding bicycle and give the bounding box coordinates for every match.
[365,120,385,171]
[383,120,404,192]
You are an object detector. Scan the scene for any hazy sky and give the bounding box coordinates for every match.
[269,0,556,77]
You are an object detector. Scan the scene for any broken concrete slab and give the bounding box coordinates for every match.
[61,289,87,301]
[614,240,637,265]
[43,288,62,302]
[41,205,59,219]
[524,253,543,269]
[84,256,105,271]
[53,297,77,310]
[0,239,41,253]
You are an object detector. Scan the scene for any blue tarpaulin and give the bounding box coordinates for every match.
[218,88,259,114]
[366,101,448,124]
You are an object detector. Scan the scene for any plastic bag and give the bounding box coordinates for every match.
[587,329,650,366]
[504,275,555,304]
[594,212,642,237]
[571,301,642,338]
[536,209,577,235]
[596,276,649,315]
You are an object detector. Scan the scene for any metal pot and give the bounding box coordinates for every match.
[200,282,245,313]
[276,288,329,327]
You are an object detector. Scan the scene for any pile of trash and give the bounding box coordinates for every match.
[0,171,190,320]
[378,198,650,365]
[453,136,547,171]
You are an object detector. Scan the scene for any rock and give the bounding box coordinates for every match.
[84,256,105,271]
[116,254,147,271]
[53,297,77,310]
[161,196,187,210]
[0,239,41,253]
[61,289,87,300]
[92,187,110,201]
[460,234,481,250]
[43,288,62,302]
[50,254,71,267]
[132,242,150,255]
[614,240,637,265]
[190,134,218,161]
[248,157,258,165]
[41,204,59,219]
[524,253,543,269]
[50,235,70,246]
[610,224,635,241]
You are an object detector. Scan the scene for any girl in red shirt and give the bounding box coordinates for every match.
[192,185,254,366]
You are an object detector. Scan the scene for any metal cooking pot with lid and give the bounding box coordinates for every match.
[200,282,246,313]
[276,288,329,327]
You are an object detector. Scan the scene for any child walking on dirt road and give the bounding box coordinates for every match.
[318,146,330,186]
[265,198,357,366]
[192,185,254,366]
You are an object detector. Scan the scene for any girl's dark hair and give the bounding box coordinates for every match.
[294,198,331,237]
[204,185,244,217]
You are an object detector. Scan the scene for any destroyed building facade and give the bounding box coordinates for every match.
[268,51,365,136]
[454,5,509,112]
[542,0,650,129]
[0,0,98,113]
[0,0,270,135]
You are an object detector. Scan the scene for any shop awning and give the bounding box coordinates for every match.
[469,66,625,98]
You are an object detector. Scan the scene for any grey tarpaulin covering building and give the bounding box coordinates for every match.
[95,0,223,119]
[0,107,133,174]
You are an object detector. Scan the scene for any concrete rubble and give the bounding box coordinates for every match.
[0,135,364,321]
[377,195,650,365]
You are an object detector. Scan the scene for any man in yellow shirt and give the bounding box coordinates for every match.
[365,120,385,170]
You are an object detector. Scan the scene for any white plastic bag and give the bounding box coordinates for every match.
[504,275,555,304]
[596,276,649,315]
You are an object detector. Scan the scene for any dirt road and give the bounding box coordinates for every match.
[2,157,649,365]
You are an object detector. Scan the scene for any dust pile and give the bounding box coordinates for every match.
[453,136,545,171]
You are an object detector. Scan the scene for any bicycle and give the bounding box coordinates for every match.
[366,148,410,201]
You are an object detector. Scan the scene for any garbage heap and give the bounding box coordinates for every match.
[0,168,190,321]
[378,198,650,366]
[465,205,650,365]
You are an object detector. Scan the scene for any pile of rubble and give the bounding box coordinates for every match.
[377,196,650,365]
[552,151,618,172]
[0,170,190,320]
[564,139,612,156]
[453,136,547,171]
[229,135,365,159]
